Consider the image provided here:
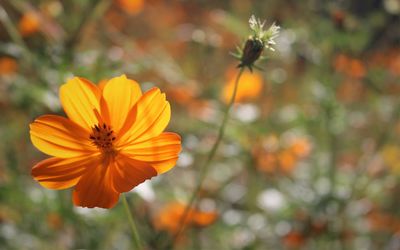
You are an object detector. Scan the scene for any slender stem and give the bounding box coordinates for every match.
[121,194,143,250]
[0,3,51,85]
[65,0,111,50]
[0,5,32,63]
[322,100,337,198]
[173,67,245,242]
[327,118,337,197]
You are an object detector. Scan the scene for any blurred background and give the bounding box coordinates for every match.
[1,0,400,249]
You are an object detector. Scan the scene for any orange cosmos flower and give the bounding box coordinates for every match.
[18,11,40,37]
[367,208,400,233]
[288,137,312,158]
[117,0,145,15]
[277,149,297,173]
[381,144,400,174]
[0,57,17,75]
[222,69,263,103]
[333,54,366,79]
[252,135,311,175]
[154,202,217,235]
[282,231,306,248]
[30,75,181,208]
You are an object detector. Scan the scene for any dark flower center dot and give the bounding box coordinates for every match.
[89,123,116,151]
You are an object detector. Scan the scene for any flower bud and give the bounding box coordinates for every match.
[234,15,280,71]
[239,38,264,69]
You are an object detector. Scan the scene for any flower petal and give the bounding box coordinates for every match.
[121,132,181,174]
[111,154,157,193]
[72,163,119,209]
[102,75,142,133]
[30,115,96,158]
[60,77,101,130]
[151,158,180,175]
[117,88,171,146]
[31,155,99,190]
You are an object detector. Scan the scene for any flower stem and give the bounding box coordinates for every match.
[66,0,111,50]
[121,193,143,250]
[173,67,245,242]
[0,5,32,65]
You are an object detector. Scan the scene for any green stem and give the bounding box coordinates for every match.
[323,102,337,197]
[173,67,245,242]
[0,5,32,64]
[65,0,111,50]
[0,3,49,84]
[328,123,337,197]
[121,194,143,250]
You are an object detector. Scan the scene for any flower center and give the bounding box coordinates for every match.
[89,123,116,152]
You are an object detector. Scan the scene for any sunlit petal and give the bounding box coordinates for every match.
[31,155,99,190]
[111,154,157,193]
[30,115,96,158]
[60,77,101,130]
[73,163,119,209]
[102,75,142,134]
[121,132,181,174]
[117,88,171,145]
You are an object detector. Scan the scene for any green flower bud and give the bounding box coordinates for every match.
[234,15,280,71]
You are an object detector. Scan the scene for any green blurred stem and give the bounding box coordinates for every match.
[173,67,245,242]
[66,0,111,50]
[325,105,337,197]
[328,126,337,195]
[121,194,143,250]
[0,5,32,64]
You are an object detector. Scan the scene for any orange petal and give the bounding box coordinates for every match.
[151,158,180,175]
[101,75,142,133]
[31,155,99,190]
[60,77,101,130]
[117,87,171,146]
[154,203,186,233]
[30,115,96,158]
[111,154,157,193]
[121,132,181,174]
[192,211,218,226]
[72,163,119,208]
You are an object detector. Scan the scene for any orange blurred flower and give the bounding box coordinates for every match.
[277,149,297,173]
[166,85,216,121]
[289,137,312,158]
[19,11,40,37]
[282,231,306,248]
[333,54,366,79]
[387,50,400,76]
[254,152,278,173]
[253,135,311,175]
[367,209,400,233]
[116,0,144,15]
[30,75,181,208]
[368,48,400,77]
[381,145,400,174]
[154,202,217,235]
[222,69,263,103]
[0,57,17,75]
[348,59,366,78]
[166,85,197,106]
